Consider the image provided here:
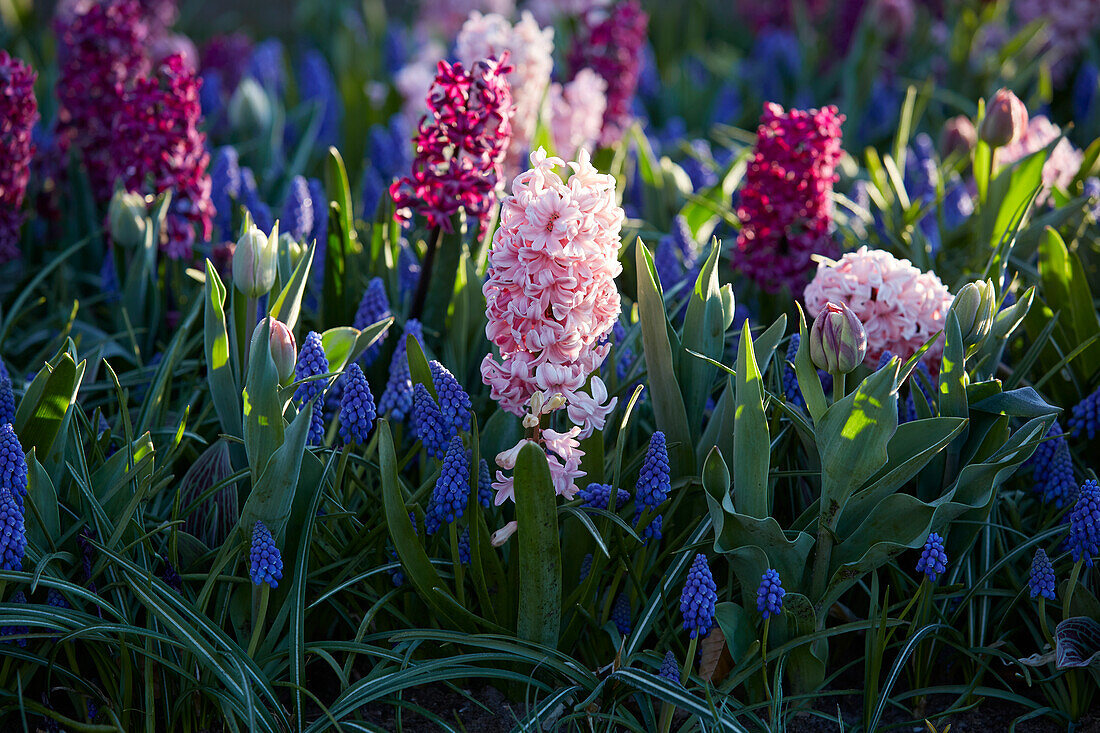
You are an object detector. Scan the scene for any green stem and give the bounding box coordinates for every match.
[409,226,443,321]
[681,635,698,686]
[1064,560,1083,622]
[1038,597,1052,650]
[831,371,845,404]
[761,617,773,702]
[334,444,352,506]
[247,583,270,657]
[450,521,466,607]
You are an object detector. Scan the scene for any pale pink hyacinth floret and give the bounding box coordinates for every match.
[997,116,1084,206]
[482,148,623,503]
[804,246,954,369]
[545,69,607,161]
[457,11,554,179]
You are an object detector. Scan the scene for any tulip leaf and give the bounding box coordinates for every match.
[203,261,243,438]
[680,239,728,436]
[243,318,285,481]
[268,240,315,331]
[15,350,83,461]
[239,393,312,542]
[515,441,561,649]
[733,320,770,519]
[794,305,827,425]
[405,332,437,400]
[24,449,60,554]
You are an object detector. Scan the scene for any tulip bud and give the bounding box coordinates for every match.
[233,219,278,297]
[108,190,148,248]
[939,116,977,159]
[279,232,303,264]
[228,78,272,134]
[809,302,868,374]
[949,279,995,351]
[980,89,1028,148]
[252,317,297,384]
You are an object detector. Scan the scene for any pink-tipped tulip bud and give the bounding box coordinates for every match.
[810,302,868,374]
[939,116,977,159]
[870,0,915,40]
[948,279,995,351]
[980,89,1028,148]
[253,317,297,384]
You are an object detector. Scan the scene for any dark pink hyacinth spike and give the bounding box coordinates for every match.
[390,56,515,236]
[733,103,845,296]
[0,51,39,263]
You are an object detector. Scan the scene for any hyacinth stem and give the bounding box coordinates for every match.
[680,635,698,688]
[450,521,465,607]
[657,701,675,733]
[409,226,443,321]
[1063,560,1083,622]
[335,444,352,506]
[248,583,270,657]
[1038,598,1052,649]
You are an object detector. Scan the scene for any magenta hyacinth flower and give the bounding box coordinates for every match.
[0,51,39,263]
[734,103,845,296]
[567,0,648,147]
[390,57,514,237]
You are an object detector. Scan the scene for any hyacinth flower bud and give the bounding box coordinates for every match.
[233,217,278,297]
[980,89,1028,148]
[108,189,149,248]
[252,317,297,384]
[228,77,272,134]
[949,279,995,351]
[809,302,867,374]
[939,116,977,159]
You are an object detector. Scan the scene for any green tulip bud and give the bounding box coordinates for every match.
[228,78,272,134]
[233,219,279,297]
[108,190,148,248]
[949,279,995,351]
[252,317,297,384]
[809,301,867,375]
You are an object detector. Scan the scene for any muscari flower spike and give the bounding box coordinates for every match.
[429,361,472,433]
[1029,422,1077,507]
[458,527,471,565]
[0,488,26,571]
[1069,479,1100,567]
[46,589,68,608]
[378,319,424,422]
[0,424,28,508]
[757,568,786,620]
[579,553,593,581]
[338,363,377,446]
[658,650,680,684]
[636,432,670,510]
[611,592,632,636]
[1069,387,1100,441]
[425,436,470,535]
[281,175,314,242]
[477,458,493,508]
[1029,548,1056,601]
[680,553,717,639]
[0,376,14,427]
[412,384,453,461]
[916,532,948,582]
[249,520,284,588]
[354,278,392,366]
[1,590,28,648]
[294,331,329,404]
[579,482,630,511]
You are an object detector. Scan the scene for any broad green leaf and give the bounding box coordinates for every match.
[793,305,827,425]
[238,397,312,545]
[24,450,60,553]
[267,240,315,331]
[203,260,242,438]
[420,214,466,336]
[733,320,770,519]
[1039,227,1100,378]
[679,239,728,435]
[15,351,83,459]
[515,442,561,649]
[405,332,436,400]
[243,319,284,481]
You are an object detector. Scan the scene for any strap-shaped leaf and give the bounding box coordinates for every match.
[793,304,827,425]
[203,260,242,438]
[242,319,284,481]
[680,239,729,436]
[238,392,312,541]
[268,240,315,331]
[24,449,60,554]
[15,349,83,460]
[733,320,770,519]
[515,442,561,649]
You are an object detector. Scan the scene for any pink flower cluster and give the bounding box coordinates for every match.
[998,115,1084,206]
[54,0,150,202]
[390,57,515,235]
[804,246,954,368]
[482,149,623,501]
[568,0,648,147]
[545,69,608,161]
[1015,0,1100,80]
[113,55,214,259]
[0,51,39,263]
[734,103,845,296]
[457,11,554,179]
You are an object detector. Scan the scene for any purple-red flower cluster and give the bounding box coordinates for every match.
[0,51,39,263]
[567,0,648,147]
[113,55,214,259]
[734,103,845,296]
[390,57,514,236]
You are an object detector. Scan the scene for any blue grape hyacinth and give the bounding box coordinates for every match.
[429,361,472,433]
[0,424,27,508]
[294,331,329,403]
[1028,548,1056,601]
[0,488,26,571]
[477,458,493,508]
[210,146,242,240]
[249,521,283,588]
[658,650,680,684]
[916,532,948,582]
[412,384,453,460]
[579,553,593,581]
[338,363,376,446]
[611,593,632,635]
[281,175,314,241]
[240,167,273,233]
[1030,423,1077,507]
[354,278,392,366]
[425,436,470,534]
[1069,388,1100,440]
[579,483,630,511]
[458,527,471,565]
[680,553,717,639]
[0,590,27,648]
[1069,479,1100,567]
[378,319,424,421]
[756,569,786,620]
[297,49,342,147]
[636,432,670,510]
[0,377,13,431]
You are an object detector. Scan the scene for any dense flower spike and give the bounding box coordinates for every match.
[307,402,325,447]
[240,167,273,232]
[997,116,1083,206]
[481,150,623,422]
[0,378,14,427]
[0,425,27,509]
[477,458,493,508]
[1069,480,1100,567]
[804,246,953,367]
[734,103,845,296]
[249,521,283,588]
[568,0,649,146]
[425,436,470,534]
[578,483,630,510]
[1029,422,1077,507]
[53,0,149,202]
[658,650,680,684]
[545,69,607,160]
[635,432,670,511]
[281,176,314,241]
[210,146,242,241]
[46,588,69,608]
[361,118,411,216]
[579,553,593,581]
[113,55,215,259]
[0,591,27,648]
[756,569,786,620]
[916,532,948,582]
[390,57,514,236]
[611,593,632,635]
[294,331,329,404]
[379,319,424,421]
[297,49,342,147]
[429,361,473,433]
[337,364,377,446]
[412,384,454,460]
[0,52,39,263]
[1028,548,1056,601]
[680,553,717,638]
[354,278,392,366]
[458,527,471,565]
[1069,387,1099,440]
[0,488,25,571]
[457,11,554,178]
